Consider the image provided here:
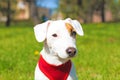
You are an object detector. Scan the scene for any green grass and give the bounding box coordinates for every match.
[0,22,120,80]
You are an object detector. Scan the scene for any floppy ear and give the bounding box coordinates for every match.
[34,21,50,42]
[65,18,84,36]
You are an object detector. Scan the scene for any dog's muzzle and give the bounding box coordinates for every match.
[66,47,76,57]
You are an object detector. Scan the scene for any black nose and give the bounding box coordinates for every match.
[66,47,76,57]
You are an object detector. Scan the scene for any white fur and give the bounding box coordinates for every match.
[34,18,84,80]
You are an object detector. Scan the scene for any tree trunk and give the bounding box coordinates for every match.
[78,0,82,6]
[6,0,11,27]
[101,0,105,22]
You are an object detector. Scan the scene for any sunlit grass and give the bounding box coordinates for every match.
[74,23,120,80]
[0,22,120,80]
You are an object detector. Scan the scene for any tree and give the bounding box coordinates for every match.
[106,0,120,21]
[101,0,105,22]
[0,0,16,26]
[60,0,106,23]
[77,0,82,6]
[60,0,79,19]
[6,0,11,26]
[60,0,99,22]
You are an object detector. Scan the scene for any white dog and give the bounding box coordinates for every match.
[34,18,84,80]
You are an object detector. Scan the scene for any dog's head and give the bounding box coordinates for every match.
[34,18,84,59]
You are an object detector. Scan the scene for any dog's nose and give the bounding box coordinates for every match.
[66,47,76,57]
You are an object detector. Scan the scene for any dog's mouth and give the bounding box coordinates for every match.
[56,49,77,59]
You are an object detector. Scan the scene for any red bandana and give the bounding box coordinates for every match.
[38,55,72,80]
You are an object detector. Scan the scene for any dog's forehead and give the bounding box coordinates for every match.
[48,20,74,33]
[49,21,65,29]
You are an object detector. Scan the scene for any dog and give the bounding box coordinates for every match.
[33,18,84,80]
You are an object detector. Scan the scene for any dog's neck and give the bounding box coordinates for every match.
[40,47,70,66]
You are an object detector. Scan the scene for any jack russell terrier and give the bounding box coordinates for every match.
[34,18,84,80]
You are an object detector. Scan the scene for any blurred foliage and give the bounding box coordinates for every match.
[0,0,17,16]
[107,0,120,21]
[60,0,120,22]
[0,0,120,23]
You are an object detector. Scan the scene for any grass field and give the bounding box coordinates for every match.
[0,22,120,80]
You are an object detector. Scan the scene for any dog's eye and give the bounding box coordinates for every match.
[52,34,57,37]
[71,31,76,36]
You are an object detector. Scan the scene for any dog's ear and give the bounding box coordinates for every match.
[71,20,84,36]
[65,18,84,36]
[34,21,50,42]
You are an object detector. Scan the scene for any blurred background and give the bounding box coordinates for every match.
[0,0,120,80]
[0,0,120,26]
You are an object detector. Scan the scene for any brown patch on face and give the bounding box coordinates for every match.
[65,23,74,33]
[65,23,76,38]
